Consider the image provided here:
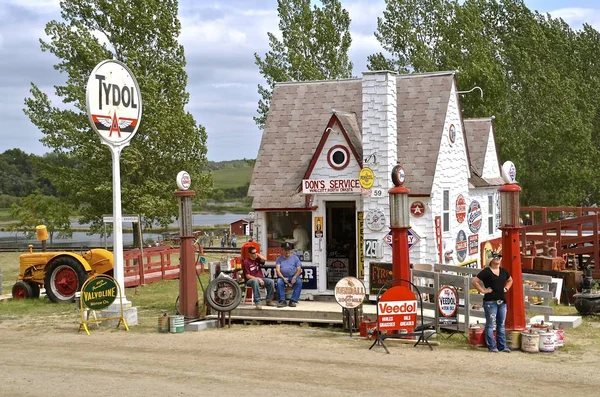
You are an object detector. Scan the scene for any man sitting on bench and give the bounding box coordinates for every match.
[275,242,302,307]
[242,247,276,309]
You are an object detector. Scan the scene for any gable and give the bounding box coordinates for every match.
[304,113,362,181]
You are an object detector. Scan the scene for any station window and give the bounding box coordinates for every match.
[265,211,312,262]
[488,194,494,234]
[442,190,450,232]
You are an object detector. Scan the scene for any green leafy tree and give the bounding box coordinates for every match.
[369,0,600,206]
[23,0,211,236]
[254,0,353,129]
[11,190,72,243]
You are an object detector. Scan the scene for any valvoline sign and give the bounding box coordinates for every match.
[377,285,417,333]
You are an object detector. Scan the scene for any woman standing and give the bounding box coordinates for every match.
[472,251,513,352]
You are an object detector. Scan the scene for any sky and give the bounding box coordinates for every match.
[1,0,600,162]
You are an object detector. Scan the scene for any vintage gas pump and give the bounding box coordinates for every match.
[498,161,526,331]
[388,165,411,287]
[175,171,199,319]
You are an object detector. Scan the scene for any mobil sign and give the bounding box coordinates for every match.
[377,285,417,333]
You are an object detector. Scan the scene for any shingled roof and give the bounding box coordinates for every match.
[464,117,504,187]
[396,72,455,196]
[248,79,362,209]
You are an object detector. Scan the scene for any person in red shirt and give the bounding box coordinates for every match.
[241,248,276,309]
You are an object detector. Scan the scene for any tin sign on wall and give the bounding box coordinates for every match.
[468,234,479,255]
[468,200,482,233]
[410,201,425,217]
[455,230,468,262]
[456,194,466,223]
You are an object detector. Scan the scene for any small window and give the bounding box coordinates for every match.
[327,145,350,170]
[443,190,450,232]
[488,194,494,234]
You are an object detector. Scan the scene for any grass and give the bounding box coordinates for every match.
[212,166,252,189]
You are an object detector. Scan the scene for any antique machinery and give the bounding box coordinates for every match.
[11,225,114,303]
[574,265,600,314]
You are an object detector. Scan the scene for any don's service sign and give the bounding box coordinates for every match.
[81,275,118,311]
[86,60,143,146]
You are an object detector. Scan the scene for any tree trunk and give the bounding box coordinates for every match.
[133,222,141,248]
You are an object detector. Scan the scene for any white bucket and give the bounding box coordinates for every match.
[169,315,184,334]
[538,331,555,353]
[521,331,540,353]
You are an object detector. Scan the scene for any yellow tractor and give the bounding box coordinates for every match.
[11,225,114,303]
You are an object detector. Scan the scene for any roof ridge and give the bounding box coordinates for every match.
[275,77,361,87]
[396,71,456,79]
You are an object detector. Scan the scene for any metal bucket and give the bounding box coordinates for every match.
[506,330,522,350]
[169,315,184,334]
[538,331,555,353]
[157,313,169,333]
[521,331,540,353]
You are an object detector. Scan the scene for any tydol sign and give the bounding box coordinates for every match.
[86,60,142,146]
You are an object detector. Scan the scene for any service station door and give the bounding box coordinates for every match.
[325,201,357,290]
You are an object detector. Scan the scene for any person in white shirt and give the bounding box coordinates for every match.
[287,220,309,251]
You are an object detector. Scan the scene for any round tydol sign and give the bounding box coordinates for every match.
[86,60,143,146]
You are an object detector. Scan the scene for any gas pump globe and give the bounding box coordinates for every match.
[500,184,521,227]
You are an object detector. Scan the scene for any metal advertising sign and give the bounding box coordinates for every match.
[377,286,417,334]
[468,200,482,233]
[435,216,443,263]
[357,212,364,279]
[410,201,425,217]
[437,286,458,325]
[176,171,191,191]
[455,230,468,262]
[86,60,142,147]
[81,276,117,310]
[384,229,420,250]
[468,234,479,255]
[358,167,375,189]
[456,194,466,223]
[369,262,392,295]
[334,277,366,309]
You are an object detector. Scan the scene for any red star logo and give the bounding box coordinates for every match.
[109,112,121,137]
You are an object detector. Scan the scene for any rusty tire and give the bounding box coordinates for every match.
[205,277,242,312]
[44,257,88,303]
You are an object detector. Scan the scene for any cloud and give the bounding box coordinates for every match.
[548,7,600,30]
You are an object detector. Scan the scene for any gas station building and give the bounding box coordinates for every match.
[248,71,505,299]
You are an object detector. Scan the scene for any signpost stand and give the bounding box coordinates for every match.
[86,59,143,326]
[369,278,434,353]
[334,277,366,339]
[78,274,129,336]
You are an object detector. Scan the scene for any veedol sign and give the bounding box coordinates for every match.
[86,60,142,146]
[302,178,361,194]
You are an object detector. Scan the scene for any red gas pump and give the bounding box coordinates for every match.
[389,165,411,287]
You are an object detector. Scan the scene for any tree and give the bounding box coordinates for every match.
[368,0,600,206]
[23,0,211,235]
[254,0,353,129]
[11,190,72,243]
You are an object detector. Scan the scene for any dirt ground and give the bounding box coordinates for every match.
[1,318,599,397]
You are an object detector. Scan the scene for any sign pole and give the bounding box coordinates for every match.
[109,144,128,304]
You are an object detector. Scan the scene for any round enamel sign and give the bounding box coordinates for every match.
[437,286,458,318]
[359,167,375,189]
[410,201,425,217]
[86,60,143,146]
[456,194,466,223]
[448,124,456,144]
[334,277,366,309]
[467,200,482,233]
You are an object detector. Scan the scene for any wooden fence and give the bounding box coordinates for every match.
[123,246,207,288]
[411,264,554,332]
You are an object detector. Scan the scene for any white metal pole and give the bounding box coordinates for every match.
[109,144,128,304]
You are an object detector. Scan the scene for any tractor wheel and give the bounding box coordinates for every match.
[27,282,41,299]
[44,257,88,303]
[205,277,242,312]
[12,281,33,299]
